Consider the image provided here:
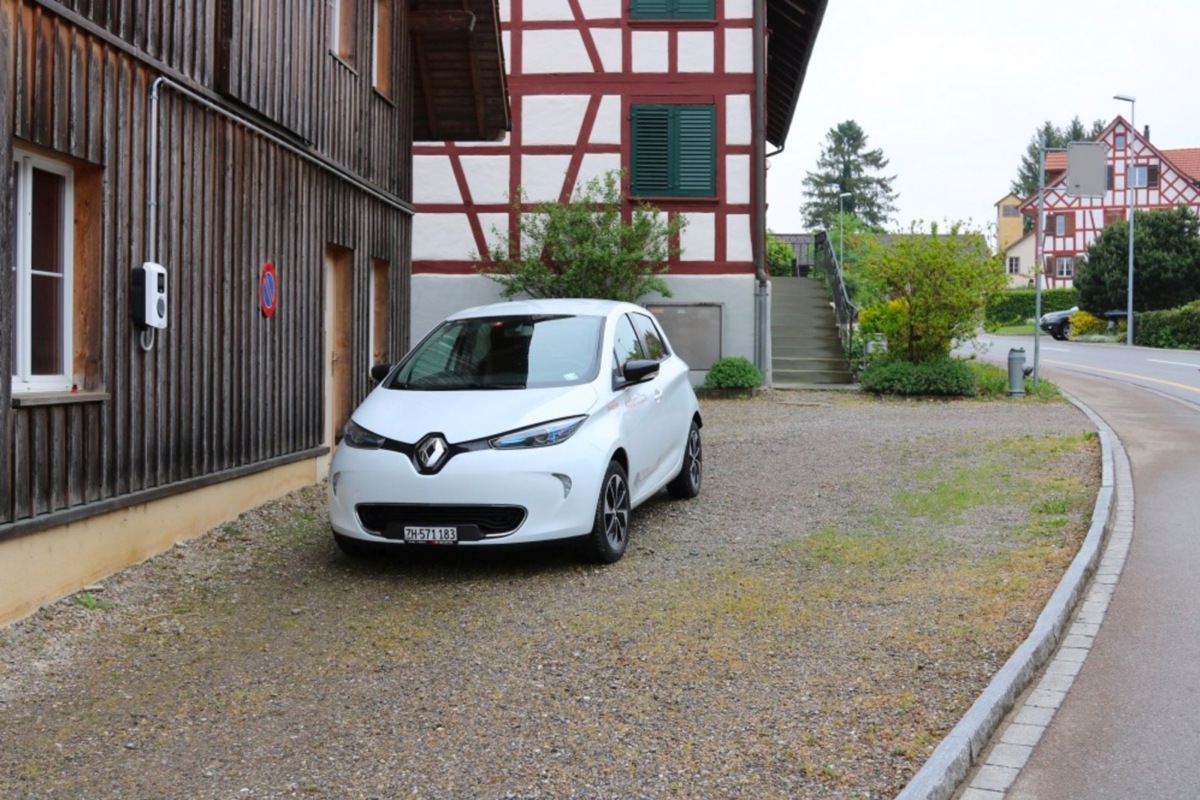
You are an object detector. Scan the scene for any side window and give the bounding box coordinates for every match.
[612,315,645,377]
[11,149,74,393]
[631,312,669,361]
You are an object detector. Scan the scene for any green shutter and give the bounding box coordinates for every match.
[674,106,715,197]
[630,0,713,19]
[632,106,671,196]
[630,0,671,20]
[674,0,715,19]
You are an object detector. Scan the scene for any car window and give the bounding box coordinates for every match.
[391,315,602,390]
[630,312,669,361]
[612,314,646,373]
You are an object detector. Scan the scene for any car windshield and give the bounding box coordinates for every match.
[388,314,604,391]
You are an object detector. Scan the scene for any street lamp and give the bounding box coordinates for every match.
[838,192,853,268]
[1114,94,1136,346]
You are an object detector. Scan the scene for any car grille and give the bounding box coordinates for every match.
[356,504,527,539]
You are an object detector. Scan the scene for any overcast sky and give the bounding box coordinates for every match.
[766,0,1200,237]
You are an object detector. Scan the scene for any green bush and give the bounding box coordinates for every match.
[986,288,1078,327]
[702,356,763,389]
[1136,300,1200,349]
[859,357,976,396]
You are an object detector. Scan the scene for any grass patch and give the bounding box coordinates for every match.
[994,324,1035,335]
[73,592,112,611]
[968,360,1062,401]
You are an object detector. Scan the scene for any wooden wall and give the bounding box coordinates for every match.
[1,0,414,535]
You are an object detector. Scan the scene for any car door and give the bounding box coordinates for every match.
[629,311,691,492]
[611,314,663,501]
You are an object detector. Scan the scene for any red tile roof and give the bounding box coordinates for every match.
[1039,146,1200,183]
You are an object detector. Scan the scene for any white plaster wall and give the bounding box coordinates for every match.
[726,214,753,261]
[523,30,595,74]
[726,95,752,145]
[409,274,759,379]
[577,153,622,188]
[520,155,572,202]
[413,156,461,204]
[633,31,669,72]
[726,154,750,204]
[410,275,507,343]
[678,32,714,72]
[503,31,512,71]
[725,29,753,73]
[478,213,511,256]
[659,274,758,365]
[592,96,622,143]
[521,96,589,145]
[461,155,511,204]
[725,0,753,19]
[680,212,716,261]
[413,214,476,260]
[498,0,511,23]
[579,0,621,18]
[523,0,573,20]
[592,29,622,73]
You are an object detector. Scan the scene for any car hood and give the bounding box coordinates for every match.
[350,383,602,443]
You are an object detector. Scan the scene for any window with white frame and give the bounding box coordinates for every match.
[1130,164,1159,189]
[11,149,74,393]
[1055,256,1074,279]
[1007,256,1020,275]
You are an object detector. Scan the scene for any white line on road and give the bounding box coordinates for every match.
[1149,359,1200,368]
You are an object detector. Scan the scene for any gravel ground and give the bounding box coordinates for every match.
[0,391,1099,799]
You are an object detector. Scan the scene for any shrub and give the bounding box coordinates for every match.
[1136,300,1200,349]
[967,361,1061,401]
[702,356,763,389]
[1068,309,1107,338]
[985,288,1078,327]
[859,357,976,396]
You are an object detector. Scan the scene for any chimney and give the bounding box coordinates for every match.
[1144,125,1151,141]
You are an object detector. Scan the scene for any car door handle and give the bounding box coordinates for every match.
[653,389,662,403]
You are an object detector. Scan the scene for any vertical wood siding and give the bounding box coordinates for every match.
[2,0,414,532]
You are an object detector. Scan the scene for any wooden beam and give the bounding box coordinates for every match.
[409,10,475,35]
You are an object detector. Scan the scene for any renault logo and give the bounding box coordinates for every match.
[415,434,450,474]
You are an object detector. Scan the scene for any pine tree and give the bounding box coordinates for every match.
[1011,116,1107,200]
[800,121,898,232]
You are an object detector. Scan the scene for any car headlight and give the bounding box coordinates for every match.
[342,420,385,449]
[489,416,586,450]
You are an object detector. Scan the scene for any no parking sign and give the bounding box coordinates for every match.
[260,261,277,318]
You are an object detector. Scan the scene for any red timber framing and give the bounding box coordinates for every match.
[413,0,760,277]
[1021,116,1200,288]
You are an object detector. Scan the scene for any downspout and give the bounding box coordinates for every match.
[752,0,770,382]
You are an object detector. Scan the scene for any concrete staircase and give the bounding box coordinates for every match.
[770,277,856,388]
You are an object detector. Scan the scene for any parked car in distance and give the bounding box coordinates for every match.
[328,298,703,564]
[1039,306,1078,341]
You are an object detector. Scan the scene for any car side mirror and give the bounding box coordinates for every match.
[369,363,392,384]
[619,359,660,388]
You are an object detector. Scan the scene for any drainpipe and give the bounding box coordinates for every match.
[752,0,770,383]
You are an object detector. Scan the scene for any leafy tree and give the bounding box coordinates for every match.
[858,221,1006,362]
[479,170,684,303]
[800,120,898,231]
[1012,116,1106,232]
[766,232,796,276]
[1076,205,1200,314]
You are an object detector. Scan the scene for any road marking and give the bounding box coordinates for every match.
[1045,360,1200,394]
[1149,359,1200,368]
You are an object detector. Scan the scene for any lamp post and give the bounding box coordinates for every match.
[1114,94,1136,346]
[838,191,852,268]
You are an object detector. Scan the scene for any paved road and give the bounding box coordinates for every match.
[972,337,1200,798]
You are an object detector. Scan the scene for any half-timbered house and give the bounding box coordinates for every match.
[410,0,826,379]
[1016,116,1200,288]
[1,0,508,624]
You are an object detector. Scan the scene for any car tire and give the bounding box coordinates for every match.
[583,461,631,564]
[666,420,702,499]
[333,531,380,558]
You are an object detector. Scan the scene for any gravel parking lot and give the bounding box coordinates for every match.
[0,391,1099,799]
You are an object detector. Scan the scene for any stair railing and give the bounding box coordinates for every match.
[813,227,859,356]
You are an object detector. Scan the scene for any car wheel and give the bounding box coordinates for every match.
[583,461,631,563]
[333,531,380,558]
[667,420,702,499]
[1053,322,1069,341]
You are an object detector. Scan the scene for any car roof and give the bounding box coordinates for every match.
[445,298,647,320]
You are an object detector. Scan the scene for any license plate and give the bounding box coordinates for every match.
[403,526,457,543]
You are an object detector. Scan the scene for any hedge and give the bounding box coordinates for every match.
[859,357,976,396]
[1135,301,1200,349]
[986,288,1078,326]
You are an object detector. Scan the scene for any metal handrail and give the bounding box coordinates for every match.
[814,227,859,354]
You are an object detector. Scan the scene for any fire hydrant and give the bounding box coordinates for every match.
[1007,348,1027,397]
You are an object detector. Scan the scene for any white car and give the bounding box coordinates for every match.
[327,298,703,563]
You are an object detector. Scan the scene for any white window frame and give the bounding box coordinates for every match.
[1115,133,1126,150]
[1055,256,1074,279]
[11,148,74,393]
[1007,256,1020,275]
[1054,214,1066,236]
